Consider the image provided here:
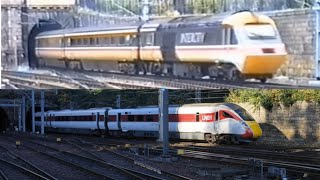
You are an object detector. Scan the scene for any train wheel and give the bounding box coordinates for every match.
[260,78,267,83]
[229,68,243,82]
[205,134,216,144]
[231,136,239,145]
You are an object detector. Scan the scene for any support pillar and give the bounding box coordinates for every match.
[195,90,201,103]
[22,96,26,132]
[116,95,121,109]
[40,90,45,135]
[158,89,169,156]
[18,104,21,131]
[32,90,35,133]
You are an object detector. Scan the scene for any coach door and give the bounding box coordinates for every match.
[104,111,109,133]
[214,111,219,133]
[117,113,122,131]
[161,32,176,62]
[45,114,49,127]
[96,112,100,130]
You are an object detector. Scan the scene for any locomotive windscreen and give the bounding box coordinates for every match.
[225,104,255,121]
[244,24,276,40]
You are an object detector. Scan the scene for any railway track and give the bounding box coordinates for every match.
[0,144,56,180]
[3,68,317,89]
[66,139,192,180]
[6,134,191,180]
[145,146,320,178]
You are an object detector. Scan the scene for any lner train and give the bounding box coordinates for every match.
[35,103,262,144]
[34,11,287,82]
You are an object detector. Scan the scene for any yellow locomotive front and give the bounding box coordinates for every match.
[222,11,288,82]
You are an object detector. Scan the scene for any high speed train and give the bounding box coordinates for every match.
[33,10,287,83]
[35,103,262,144]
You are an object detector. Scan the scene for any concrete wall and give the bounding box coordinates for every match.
[239,102,320,143]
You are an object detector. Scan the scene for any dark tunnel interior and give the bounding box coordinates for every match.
[0,107,9,132]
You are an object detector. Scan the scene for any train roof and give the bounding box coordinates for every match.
[37,11,268,38]
[37,23,143,38]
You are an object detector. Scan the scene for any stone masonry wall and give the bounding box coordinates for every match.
[239,102,320,143]
[268,9,316,78]
[1,2,24,68]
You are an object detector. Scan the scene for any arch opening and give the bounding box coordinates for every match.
[28,19,62,68]
[0,107,10,132]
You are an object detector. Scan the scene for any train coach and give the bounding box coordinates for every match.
[35,103,262,144]
[34,10,287,83]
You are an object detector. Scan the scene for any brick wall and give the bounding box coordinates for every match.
[239,102,320,143]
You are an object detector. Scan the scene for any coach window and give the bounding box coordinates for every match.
[128,115,135,122]
[83,38,89,45]
[137,115,144,122]
[111,36,119,45]
[146,115,153,122]
[70,38,76,46]
[124,35,131,45]
[119,36,125,45]
[96,37,100,45]
[196,112,199,122]
[142,33,154,46]
[90,37,96,45]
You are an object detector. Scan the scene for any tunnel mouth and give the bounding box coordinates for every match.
[28,19,62,68]
[0,107,10,132]
[26,106,53,131]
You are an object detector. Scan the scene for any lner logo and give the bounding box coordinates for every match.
[202,115,212,121]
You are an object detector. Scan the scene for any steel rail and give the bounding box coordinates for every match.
[0,169,8,180]
[0,144,57,180]
[0,159,50,180]
[66,138,192,180]
[20,138,148,180]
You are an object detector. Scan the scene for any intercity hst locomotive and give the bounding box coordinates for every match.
[35,103,262,144]
[34,10,287,83]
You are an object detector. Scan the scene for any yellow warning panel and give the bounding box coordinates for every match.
[177,149,185,155]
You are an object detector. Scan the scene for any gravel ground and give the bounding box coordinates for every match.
[3,132,318,179]
[0,139,104,180]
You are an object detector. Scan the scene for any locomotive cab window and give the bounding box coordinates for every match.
[244,24,276,40]
[222,111,233,119]
[223,28,238,45]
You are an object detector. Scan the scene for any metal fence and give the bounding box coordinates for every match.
[75,0,316,16]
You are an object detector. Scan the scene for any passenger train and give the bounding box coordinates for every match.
[35,103,262,144]
[34,11,287,83]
